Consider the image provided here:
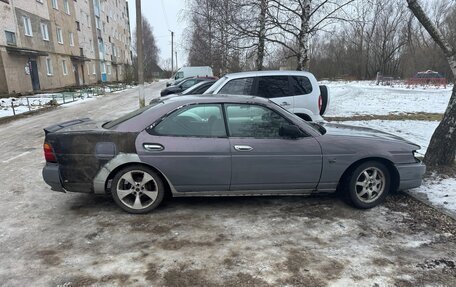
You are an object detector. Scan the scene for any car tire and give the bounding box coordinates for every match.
[111,165,165,214]
[346,161,390,209]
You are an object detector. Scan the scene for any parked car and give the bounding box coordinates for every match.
[204,70,329,121]
[181,80,217,95]
[161,77,217,97]
[42,95,425,214]
[166,66,213,87]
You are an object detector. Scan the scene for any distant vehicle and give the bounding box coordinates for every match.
[408,70,447,88]
[181,80,217,95]
[204,70,329,121]
[166,66,213,87]
[161,77,217,97]
[42,95,425,213]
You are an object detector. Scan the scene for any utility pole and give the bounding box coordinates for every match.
[136,0,145,107]
[170,30,174,74]
[175,51,178,71]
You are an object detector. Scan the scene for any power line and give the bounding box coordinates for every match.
[160,0,170,30]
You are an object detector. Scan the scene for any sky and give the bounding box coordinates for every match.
[127,0,188,70]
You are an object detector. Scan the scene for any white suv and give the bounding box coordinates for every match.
[204,70,329,121]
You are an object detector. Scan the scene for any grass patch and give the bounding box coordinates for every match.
[325,112,443,122]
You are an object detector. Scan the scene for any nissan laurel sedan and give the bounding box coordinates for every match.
[42,95,425,213]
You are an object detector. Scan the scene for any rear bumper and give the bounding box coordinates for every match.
[42,163,66,192]
[396,162,426,190]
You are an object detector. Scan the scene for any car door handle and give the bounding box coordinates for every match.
[234,145,253,152]
[281,101,290,106]
[143,143,164,151]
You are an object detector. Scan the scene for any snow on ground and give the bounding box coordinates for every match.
[325,81,452,117]
[413,177,456,217]
[0,85,134,118]
[335,120,439,154]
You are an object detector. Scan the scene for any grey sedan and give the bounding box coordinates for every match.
[42,95,425,213]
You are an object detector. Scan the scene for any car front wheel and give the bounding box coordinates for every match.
[111,165,165,213]
[346,161,390,209]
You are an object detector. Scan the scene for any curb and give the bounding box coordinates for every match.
[402,190,456,221]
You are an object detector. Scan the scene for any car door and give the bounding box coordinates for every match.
[136,104,231,192]
[225,103,322,191]
[254,76,295,110]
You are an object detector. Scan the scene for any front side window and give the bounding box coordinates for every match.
[219,78,254,95]
[23,16,32,36]
[181,79,197,89]
[256,76,292,99]
[225,104,289,138]
[175,71,183,79]
[153,104,226,138]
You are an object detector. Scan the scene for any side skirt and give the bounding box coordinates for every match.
[172,189,316,197]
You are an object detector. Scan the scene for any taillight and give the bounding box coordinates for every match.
[43,143,57,163]
[318,95,322,111]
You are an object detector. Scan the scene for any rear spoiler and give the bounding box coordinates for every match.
[44,118,91,135]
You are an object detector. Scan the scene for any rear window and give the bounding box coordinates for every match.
[219,78,254,95]
[103,101,163,129]
[290,76,313,95]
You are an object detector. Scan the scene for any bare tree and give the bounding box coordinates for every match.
[407,0,456,166]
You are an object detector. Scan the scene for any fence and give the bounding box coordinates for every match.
[2,83,128,117]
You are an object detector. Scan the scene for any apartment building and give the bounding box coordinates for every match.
[0,0,131,95]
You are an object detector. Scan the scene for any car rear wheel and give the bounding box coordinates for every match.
[346,161,390,209]
[111,165,164,214]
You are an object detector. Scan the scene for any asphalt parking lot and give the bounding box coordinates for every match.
[0,82,455,286]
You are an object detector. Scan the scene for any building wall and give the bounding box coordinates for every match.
[0,0,131,94]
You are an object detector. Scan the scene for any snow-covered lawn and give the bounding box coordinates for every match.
[325,81,452,117]
[0,85,133,118]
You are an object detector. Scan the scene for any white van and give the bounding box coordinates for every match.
[167,66,213,86]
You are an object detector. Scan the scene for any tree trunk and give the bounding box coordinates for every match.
[407,0,456,166]
[256,0,267,71]
[297,0,311,71]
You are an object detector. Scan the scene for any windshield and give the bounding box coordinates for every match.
[182,81,208,95]
[203,77,227,94]
[103,101,163,129]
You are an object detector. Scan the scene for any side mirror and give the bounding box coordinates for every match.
[279,124,303,139]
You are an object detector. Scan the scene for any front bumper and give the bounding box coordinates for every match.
[42,163,66,192]
[396,161,426,191]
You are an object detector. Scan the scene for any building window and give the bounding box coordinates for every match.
[87,63,90,75]
[40,23,49,41]
[107,63,111,75]
[63,0,70,14]
[56,27,63,44]
[69,32,74,46]
[86,14,90,28]
[75,21,80,31]
[89,39,93,52]
[100,62,106,74]
[92,63,96,74]
[51,0,58,9]
[23,16,32,36]
[5,31,16,46]
[46,58,53,75]
[62,60,68,75]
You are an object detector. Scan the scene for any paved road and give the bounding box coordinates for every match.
[0,83,455,286]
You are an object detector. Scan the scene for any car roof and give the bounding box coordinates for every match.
[221,70,315,79]
[157,94,271,105]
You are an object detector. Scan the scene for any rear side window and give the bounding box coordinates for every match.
[256,76,292,99]
[290,76,313,95]
[219,78,254,95]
